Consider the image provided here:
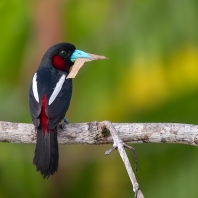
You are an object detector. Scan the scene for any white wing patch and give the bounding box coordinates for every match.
[48,74,66,105]
[32,73,39,103]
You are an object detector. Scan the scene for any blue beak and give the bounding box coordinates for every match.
[70,49,92,62]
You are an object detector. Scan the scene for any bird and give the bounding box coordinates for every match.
[29,42,92,178]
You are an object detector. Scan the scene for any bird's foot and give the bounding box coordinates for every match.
[60,117,69,129]
[64,117,69,124]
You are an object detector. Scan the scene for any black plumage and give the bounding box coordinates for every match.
[29,43,75,178]
[29,42,93,178]
[33,126,58,178]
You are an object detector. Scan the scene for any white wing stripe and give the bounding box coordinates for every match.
[49,74,66,105]
[32,73,39,103]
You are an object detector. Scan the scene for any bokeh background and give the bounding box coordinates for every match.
[0,0,198,197]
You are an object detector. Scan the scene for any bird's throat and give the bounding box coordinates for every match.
[52,55,70,73]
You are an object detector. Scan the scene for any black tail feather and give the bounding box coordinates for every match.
[33,126,59,178]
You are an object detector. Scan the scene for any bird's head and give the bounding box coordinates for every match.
[41,42,92,73]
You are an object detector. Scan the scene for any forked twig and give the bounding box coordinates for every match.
[123,143,138,172]
[102,120,144,198]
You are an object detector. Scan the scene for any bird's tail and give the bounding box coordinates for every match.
[33,126,59,178]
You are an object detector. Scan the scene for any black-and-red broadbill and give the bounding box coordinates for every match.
[29,43,92,178]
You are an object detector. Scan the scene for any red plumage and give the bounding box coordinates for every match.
[52,55,70,72]
[40,94,48,135]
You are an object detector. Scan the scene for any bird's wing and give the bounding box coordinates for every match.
[29,80,42,127]
[46,78,72,129]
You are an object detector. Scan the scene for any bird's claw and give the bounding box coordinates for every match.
[60,117,69,129]
[63,117,69,124]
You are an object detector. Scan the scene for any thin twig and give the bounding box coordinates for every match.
[124,143,138,171]
[102,120,144,198]
[105,146,117,155]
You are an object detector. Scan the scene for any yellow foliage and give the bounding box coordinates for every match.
[122,46,198,110]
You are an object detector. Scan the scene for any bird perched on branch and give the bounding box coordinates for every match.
[29,42,107,178]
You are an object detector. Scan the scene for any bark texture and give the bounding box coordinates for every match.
[0,121,198,146]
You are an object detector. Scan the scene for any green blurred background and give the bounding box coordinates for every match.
[0,0,198,197]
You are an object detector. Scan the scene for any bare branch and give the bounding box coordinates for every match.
[102,121,144,198]
[1,120,198,197]
[0,121,198,146]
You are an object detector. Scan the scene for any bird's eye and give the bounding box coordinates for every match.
[60,50,67,56]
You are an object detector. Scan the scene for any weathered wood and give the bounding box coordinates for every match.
[0,121,198,146]
[1,120,197,197]
[102,121,144,198]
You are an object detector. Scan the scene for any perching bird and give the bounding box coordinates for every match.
[29,43,93,178]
